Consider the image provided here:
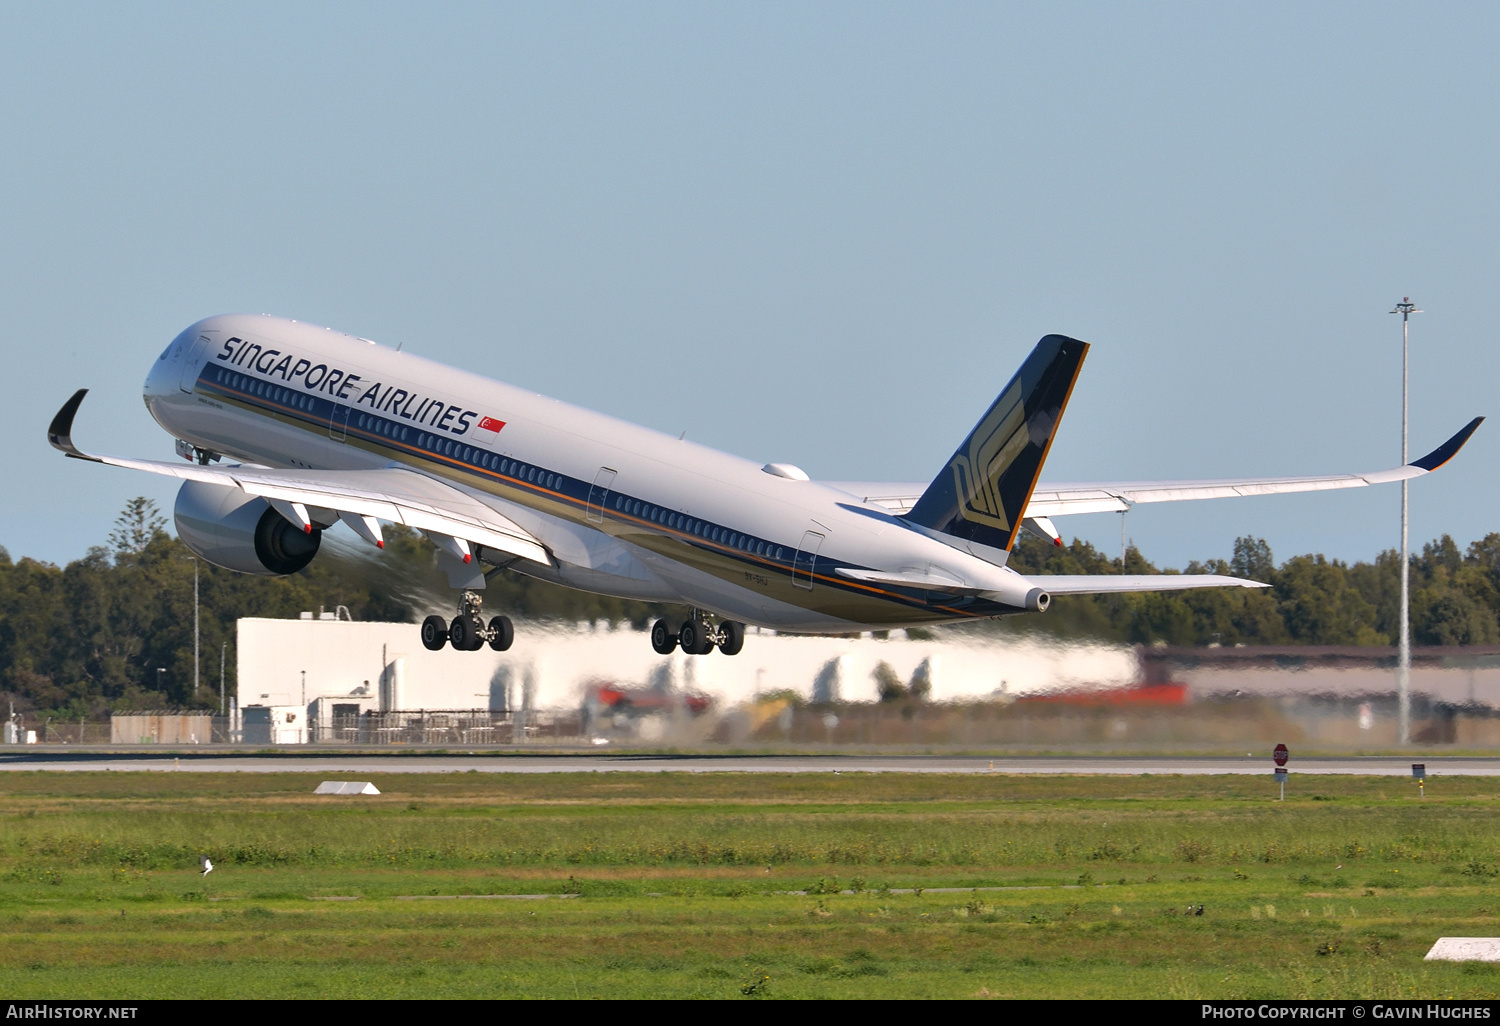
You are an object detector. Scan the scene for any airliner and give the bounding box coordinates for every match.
[47,315,1482,657]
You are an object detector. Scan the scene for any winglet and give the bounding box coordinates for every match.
[47,389,91,458]
[1411,416,1484,472]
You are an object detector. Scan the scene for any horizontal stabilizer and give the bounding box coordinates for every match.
[1028,574,1268,595]
[835,567,984,593]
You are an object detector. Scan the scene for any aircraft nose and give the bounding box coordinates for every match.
[143,351,174,400]
[144,328,193,401]
[144,328,193,408]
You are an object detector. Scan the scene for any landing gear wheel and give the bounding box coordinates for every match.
[421,615,450,651]
[718,620,745,656]
[679,620,713,655]
[651,619,678,655]
[488,615,514,652]
[450,614,483,651]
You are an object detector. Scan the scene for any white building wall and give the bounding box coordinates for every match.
[235,617,1140,714]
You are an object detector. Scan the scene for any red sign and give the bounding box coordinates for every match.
[1273,743,1289,767]
[478,417,506,433]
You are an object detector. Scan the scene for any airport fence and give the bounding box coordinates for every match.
[37,716,232,745]
[12,694,1500,748]
[311,709,581,745]
[718,693,1500,748]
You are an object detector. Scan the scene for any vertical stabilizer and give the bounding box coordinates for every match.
[904,334,1088,557]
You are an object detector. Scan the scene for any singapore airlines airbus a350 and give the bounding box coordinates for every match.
[48,315,1481,657]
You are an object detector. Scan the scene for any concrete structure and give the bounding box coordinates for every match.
[240,705,307,745]
[314,781,380,795]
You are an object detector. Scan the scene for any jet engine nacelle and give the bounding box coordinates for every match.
[174,479,321,576]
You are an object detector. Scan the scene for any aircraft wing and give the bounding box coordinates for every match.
[47,388,548,565]
[821,482,929,514]
[824,416,1484,519]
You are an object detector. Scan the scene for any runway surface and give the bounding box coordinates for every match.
[0,751,1494,775]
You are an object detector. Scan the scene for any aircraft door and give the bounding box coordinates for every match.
[586,467,617,523]
[329,402,350,441]
[792,530,824,590]
[178,334,213,393]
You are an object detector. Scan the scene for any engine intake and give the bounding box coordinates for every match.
[174,480,321,575]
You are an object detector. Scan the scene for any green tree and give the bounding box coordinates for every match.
[108,497,166,560]
[1230,536,1275,582]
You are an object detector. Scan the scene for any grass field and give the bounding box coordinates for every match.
[3,770,1500,998]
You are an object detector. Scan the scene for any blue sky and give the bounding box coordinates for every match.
[2,3,1496,570]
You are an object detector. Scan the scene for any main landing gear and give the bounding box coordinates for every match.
[421,591,514,652]
[651,611,745,656]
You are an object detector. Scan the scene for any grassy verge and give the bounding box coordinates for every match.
[1,772,1499,998]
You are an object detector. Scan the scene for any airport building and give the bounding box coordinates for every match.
[212,618,1500,748]
[232,614,1140,743]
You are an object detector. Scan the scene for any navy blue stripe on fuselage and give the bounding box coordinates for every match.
[196,365,1007,618]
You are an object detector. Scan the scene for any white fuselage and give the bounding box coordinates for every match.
[143,314,1034,631]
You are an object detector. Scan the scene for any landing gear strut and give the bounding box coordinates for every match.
[421,591,514,652]
[650,611,745,657]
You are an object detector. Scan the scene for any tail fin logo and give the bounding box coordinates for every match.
[903,334,1087,557]
[949,381,1026,531]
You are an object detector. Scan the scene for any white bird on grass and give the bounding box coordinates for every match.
[200,856,213,877]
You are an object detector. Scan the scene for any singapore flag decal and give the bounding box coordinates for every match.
[473,415,506,443]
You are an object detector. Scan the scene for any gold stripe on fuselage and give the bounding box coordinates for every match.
[204,380,968,626]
